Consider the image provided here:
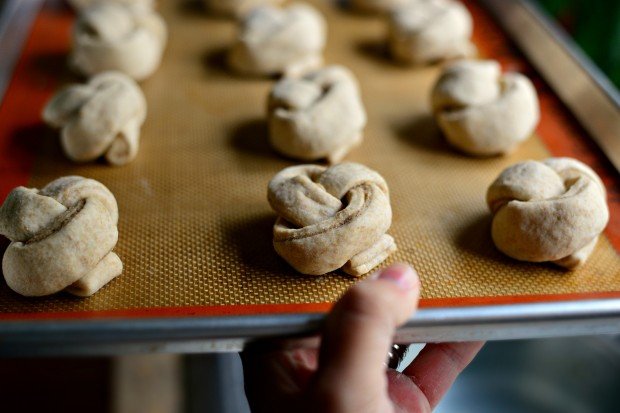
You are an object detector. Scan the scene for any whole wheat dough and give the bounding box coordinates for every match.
[228,3,326,77]
[487,158,609,269]
[268,65,367,163]
[71,2,167,81]
[389,0,475,65]
[268,163,397,276]
[350,0,411,14]
[0,176,122,297]
[203,0,286,17]
[43,71,147,166]
[431,59,540,156]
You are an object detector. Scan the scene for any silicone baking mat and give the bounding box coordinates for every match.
[1,0,619,320]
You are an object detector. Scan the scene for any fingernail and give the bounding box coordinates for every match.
[376,263,419,291]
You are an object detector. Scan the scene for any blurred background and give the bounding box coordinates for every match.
[535,0,620,87]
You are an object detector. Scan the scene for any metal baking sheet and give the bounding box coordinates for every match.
[0,0,619,355]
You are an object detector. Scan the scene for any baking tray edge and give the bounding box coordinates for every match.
[1,299,620,356]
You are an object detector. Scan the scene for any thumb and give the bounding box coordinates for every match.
[310,263,420,410]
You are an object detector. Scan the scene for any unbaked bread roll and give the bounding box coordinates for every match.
[43,71,147,166]
[228,4,326,77]
[71,2,167,81]
[0,176,122,297]
[487,158,609,269]
[268,163,397,276]
[67,0,154,12]
[203,0,286,17]
[350,0,411,14]
[431,59,540,156]
[389,0,475,65]
[268,65,367,163]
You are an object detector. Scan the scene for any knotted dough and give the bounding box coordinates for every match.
[203,0,286,17]
[431,59,540,156]
[487,158,609,269]
[268,65,367,163]
[268,163,397,276]
[0,176,122,297]
[389,0,475,65]
[350,0,411,14]
[71,2,167,81]
[43,71,147,166]
[228,4,326,77]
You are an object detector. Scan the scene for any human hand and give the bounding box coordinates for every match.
[241,263,484,412]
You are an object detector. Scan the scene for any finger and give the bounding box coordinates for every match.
[402,341,485,410]
[311,263,421,410]
[386,369,431,413]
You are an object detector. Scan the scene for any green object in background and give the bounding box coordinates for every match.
[535,0,620,88]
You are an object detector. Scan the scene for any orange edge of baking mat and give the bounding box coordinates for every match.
[3,291,620,321]
[0,0,619,321]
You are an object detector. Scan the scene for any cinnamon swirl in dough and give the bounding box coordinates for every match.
[431,59,540,156]
[43,71,147,166]
[203,0,286,17]
[268,65,366,163]
[487,158,609,269]
[0,177,122,297]
[389,0,475,65]
[71,2,167,81]
[228,4,326,77]
[268,163,397,276]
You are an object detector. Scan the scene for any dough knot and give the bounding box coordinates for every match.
[0,176,123,296]
[228,4,326,77]
[71,2,167,81]
[487,158,609,269]
[389,0,475,64]
[268,65,367,163]
[268,163,397,276]
[43,72,147,166]
[431,59,540,156]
